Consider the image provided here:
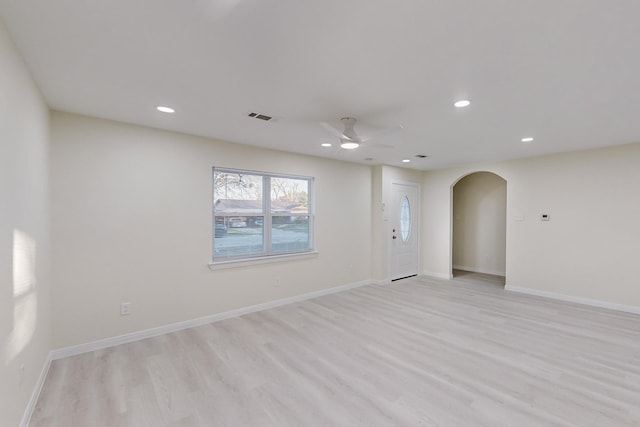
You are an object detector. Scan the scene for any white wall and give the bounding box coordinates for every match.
[0,18,52,426]
[371,165,422,282]
[423,142,640,308]
[452,172,506,276]
[50,112,373,348]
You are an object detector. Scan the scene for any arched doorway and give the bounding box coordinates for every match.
[451,172,507,284]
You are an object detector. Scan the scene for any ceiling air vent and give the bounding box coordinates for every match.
[248,112,273,121]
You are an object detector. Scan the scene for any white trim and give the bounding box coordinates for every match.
[422,271,453,280]
[20,351,53,427]
[51,279,371,360]
[452,265,506,277]
[209,251,318,269]
[213,166,313,181]
[505,285,640,315]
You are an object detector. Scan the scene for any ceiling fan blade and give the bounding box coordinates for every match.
[321,122,348,140]
[320,122,362,143]
[359,124,404,143]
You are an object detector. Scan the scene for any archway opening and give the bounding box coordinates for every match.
[451,172,507,285]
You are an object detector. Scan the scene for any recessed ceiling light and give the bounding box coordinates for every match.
[156,106,175,113]
[454,100,470,108]
[321,143,332,147]
[402,159,411,163]
[521,137,534,142]
[340,141,359,150]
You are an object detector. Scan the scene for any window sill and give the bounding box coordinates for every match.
[208,251,318,270]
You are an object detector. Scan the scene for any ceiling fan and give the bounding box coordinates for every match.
[321,117,402,150]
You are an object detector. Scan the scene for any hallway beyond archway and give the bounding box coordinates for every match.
[452,172,507,282]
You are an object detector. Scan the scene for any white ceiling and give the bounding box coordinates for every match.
[2,0,640,170]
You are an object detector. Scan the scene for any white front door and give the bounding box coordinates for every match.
[390,183,419,281]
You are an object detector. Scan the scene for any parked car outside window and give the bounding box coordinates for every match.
[228,217,247,228]
[215,223,228,237]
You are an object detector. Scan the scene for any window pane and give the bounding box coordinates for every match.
[400,195,411,242]
[271,177,308,214]
[214,216,264,257]
[214,171,263,214]
[272,216,310,253]
[212,168,314,262]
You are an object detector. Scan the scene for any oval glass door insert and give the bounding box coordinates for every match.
[400,195,411,241]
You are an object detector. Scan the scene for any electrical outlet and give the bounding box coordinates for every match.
[274,276,281,287]
[120,302,132,316]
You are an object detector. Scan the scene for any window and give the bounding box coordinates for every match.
[213,168,314,262]
[400,195,411,242]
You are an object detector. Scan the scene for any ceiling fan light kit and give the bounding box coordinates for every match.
[340,140,360,149]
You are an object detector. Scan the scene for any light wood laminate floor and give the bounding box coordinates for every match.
[30,273,640,426]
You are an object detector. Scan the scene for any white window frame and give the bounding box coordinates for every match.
[211,167,315,264]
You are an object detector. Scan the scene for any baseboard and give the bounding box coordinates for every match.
[505,285,640,315]
[20,351,53,427]
[452,265,506,277]
[421,271,453,280]
[51,279,372,360]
